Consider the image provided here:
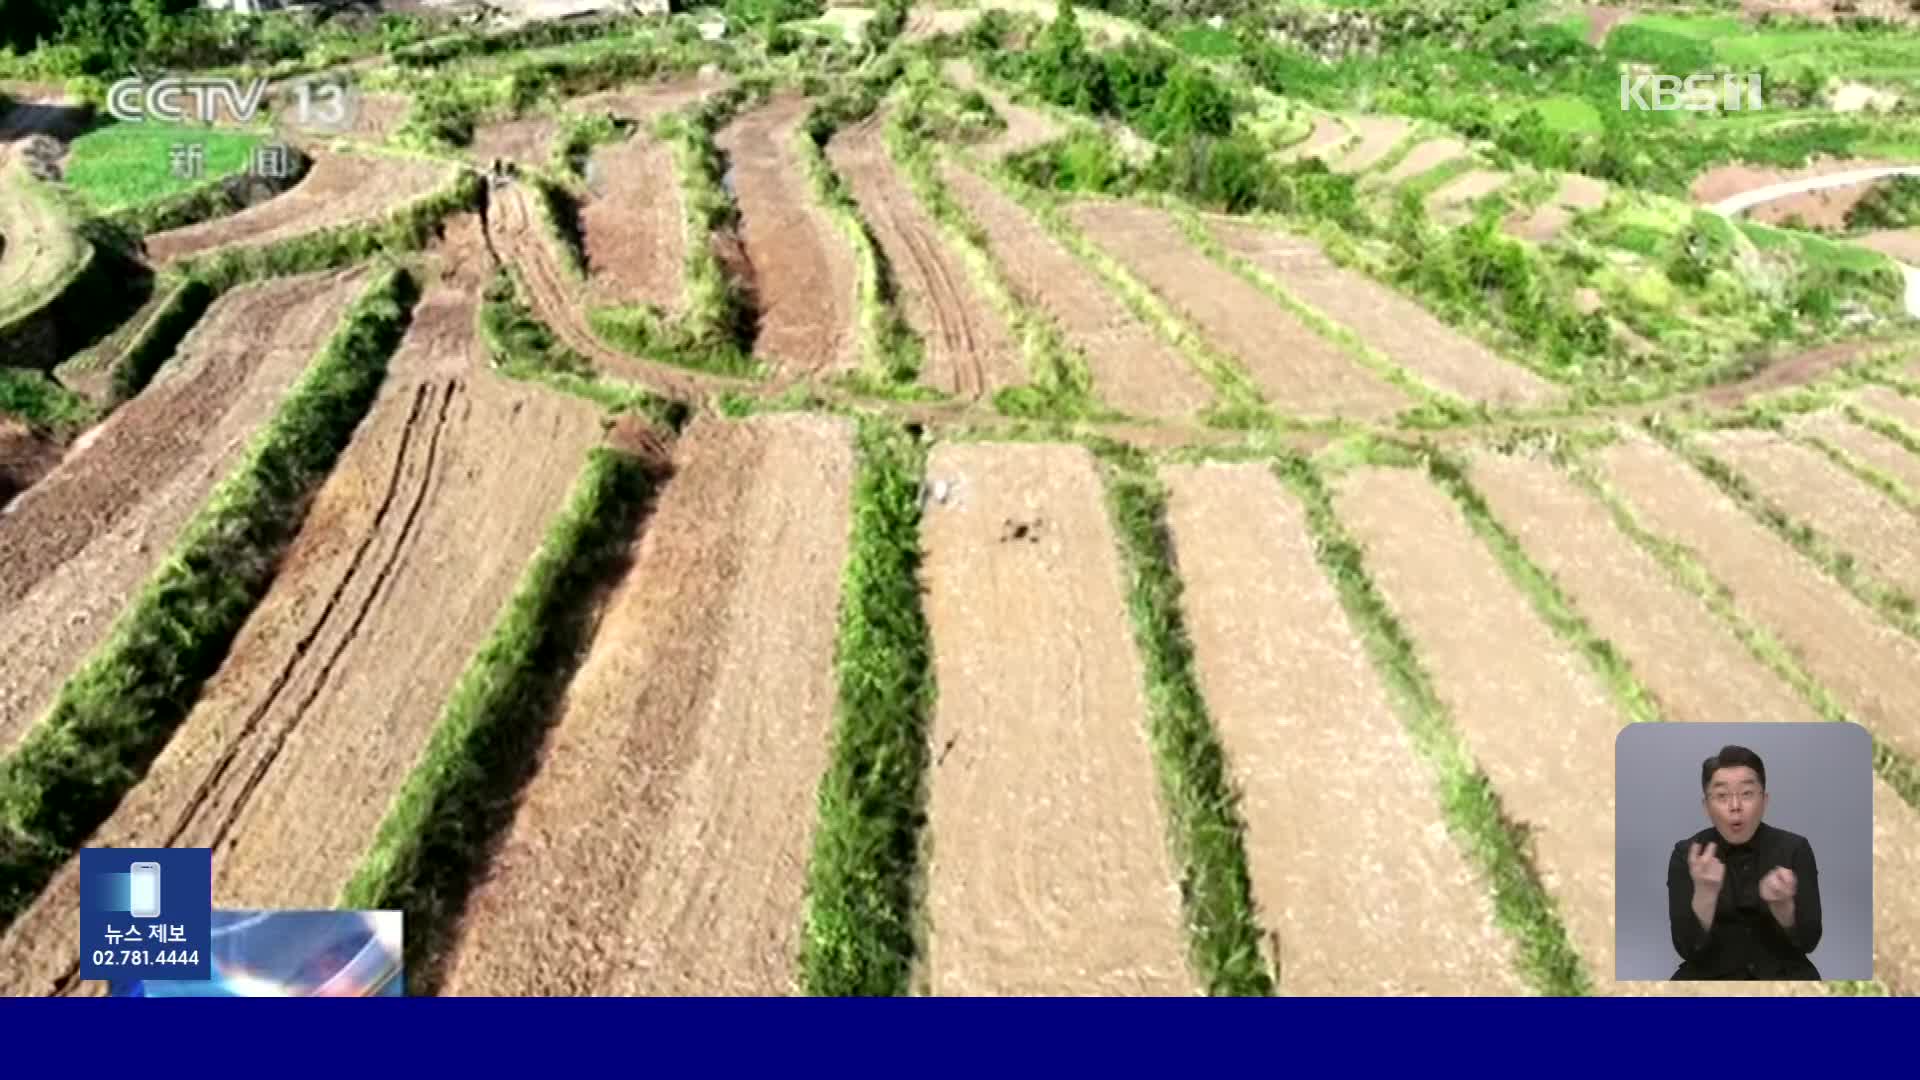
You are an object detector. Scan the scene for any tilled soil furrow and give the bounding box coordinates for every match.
[827,118,1020,398]
[438,413,853,996]
[717,95,860,376]
[1849,384,1920,436]
[918,442,1189,995]
[1471,449,1920,992]
[0,270,368,756]
[1701,428,1920,598]
[0,266,605,996]
[1329,116,1411,174]
[1163,462,1525,994]
[1206,217,1558,408]
[1596,437,1920,765]
[569,81,710,309]
[937,162,1212,419]
[1793,409,1920,497]
[1070,201,1409,419]
[1334,465,1818,996]
[144,152,450,265]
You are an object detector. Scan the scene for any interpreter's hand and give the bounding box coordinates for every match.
[1760,866,1798,904]
[1688,841,1725,892]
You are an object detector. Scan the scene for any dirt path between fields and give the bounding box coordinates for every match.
[487,179,711,401]
[938,163,1212,419]
[1470,447,1920,993]
[942,60,1066,163]
[0,270,368,758]
[1074,202,1408,420]
[569,81,710,309]
[828,114,1021,399]
[1333,465,1822,995]
[1702,428,1920,597]
[1163,462,1525,994]
[917,442,1189,995]
[717,95,860,378]
[1596,436,1920,764]
[1793,409,1920,497]
[438,413,854,995]
[144,151,452,266]
[1205,217,1557,408]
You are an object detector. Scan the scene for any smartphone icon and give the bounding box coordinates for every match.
[129,862,161,919]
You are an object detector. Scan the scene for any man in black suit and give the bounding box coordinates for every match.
[1668,745,1823,979]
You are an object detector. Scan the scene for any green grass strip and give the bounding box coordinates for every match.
[528,174,589,281]
[800,418,936,997]
[1797,426,1920,522]
[339,445,664,992]
[1648,419,1920,642]
[1564,449,1920,817]
[0,265,419,929]
[108,278,218,404]
[0,369,99,432]
[1093,442,1273,995]
[1273,453,1593,997]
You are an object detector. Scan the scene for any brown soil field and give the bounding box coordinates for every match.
[1689,158,1894,228]
[341,92,411,145]
[1585,6,1634,44]
[938,162,1213,419]
[1163,462,1524,994]
[143,151,452,266]
[1379,138,1468,185]
[1698,340,1882,409]
[1856,228,1920,262]
[1206,217,1559,408]
[942,60,1065,163]
[569,81,710,309]
[1071,201,1408,420]
[1596,436,1920,761]
[485,179,710,400]
[716,95,860,377]
[1793,409,1920,496]
[1425,169,1511,216]
[1278,115,1349,162]
[1848,384,1920,433]
[0,270,368,758]
[1702,428,1920,596]
[0,417,59,505]
[467,116,558,169]
[827,114,1022,399]
[918,441,1189,995]
[1334,465,1652,995]
[1329,116,1411,175]
[1465,449,1920,991]
[1507,174,1609,244]
[0,225,610,997]
[438,412,854,995]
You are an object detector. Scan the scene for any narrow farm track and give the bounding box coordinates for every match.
[143,151,451,265]
[716,95,860,377]
[1596,437,1920,763]
[487,180,709,400]
[918,442,1190,996]
[1333,466,1819,996]
[1792,410,1920,496]
[439,413,853,996]
[1070,202,1409,420]
[569,80,710,308]
[1470,450,1920,993]
[1205,217,1558,408]
[0,270,369,757]
[1162,463,1525,995]
[937,162,1213,419]
[827,116,1021,399]
[1700,428,1920,596]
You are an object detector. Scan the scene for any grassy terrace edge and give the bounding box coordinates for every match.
[0,264,419,930]
[799,419,936,997]
[339,445,666,993]
[1277,452,1593,996]
[1094,442,1273,996]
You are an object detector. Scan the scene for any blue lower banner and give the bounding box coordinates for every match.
[110,909,405,997]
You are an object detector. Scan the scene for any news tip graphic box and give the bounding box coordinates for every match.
[109,910,406,997]
[79,848,213,982]
[1613,722,1875,982]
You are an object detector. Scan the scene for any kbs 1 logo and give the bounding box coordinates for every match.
[106,72,359,134]
[1620,71,1764,112]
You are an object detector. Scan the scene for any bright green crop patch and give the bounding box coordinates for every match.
[63,123,266,212]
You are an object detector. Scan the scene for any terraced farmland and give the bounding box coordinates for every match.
[3,1,1920,999]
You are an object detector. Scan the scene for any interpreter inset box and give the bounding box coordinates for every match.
[110,910,405,997]
[78,847,212,982]
[1615,723,1873,982]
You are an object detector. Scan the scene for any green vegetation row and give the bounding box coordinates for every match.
[588,80,769,379]
[108,277,216,403]
[0,264,418,929]
[340,445,666,993]
[799,419,936,996]
[102,147,310,240]
[0,369,99,433]
[1095,442,1272,995]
